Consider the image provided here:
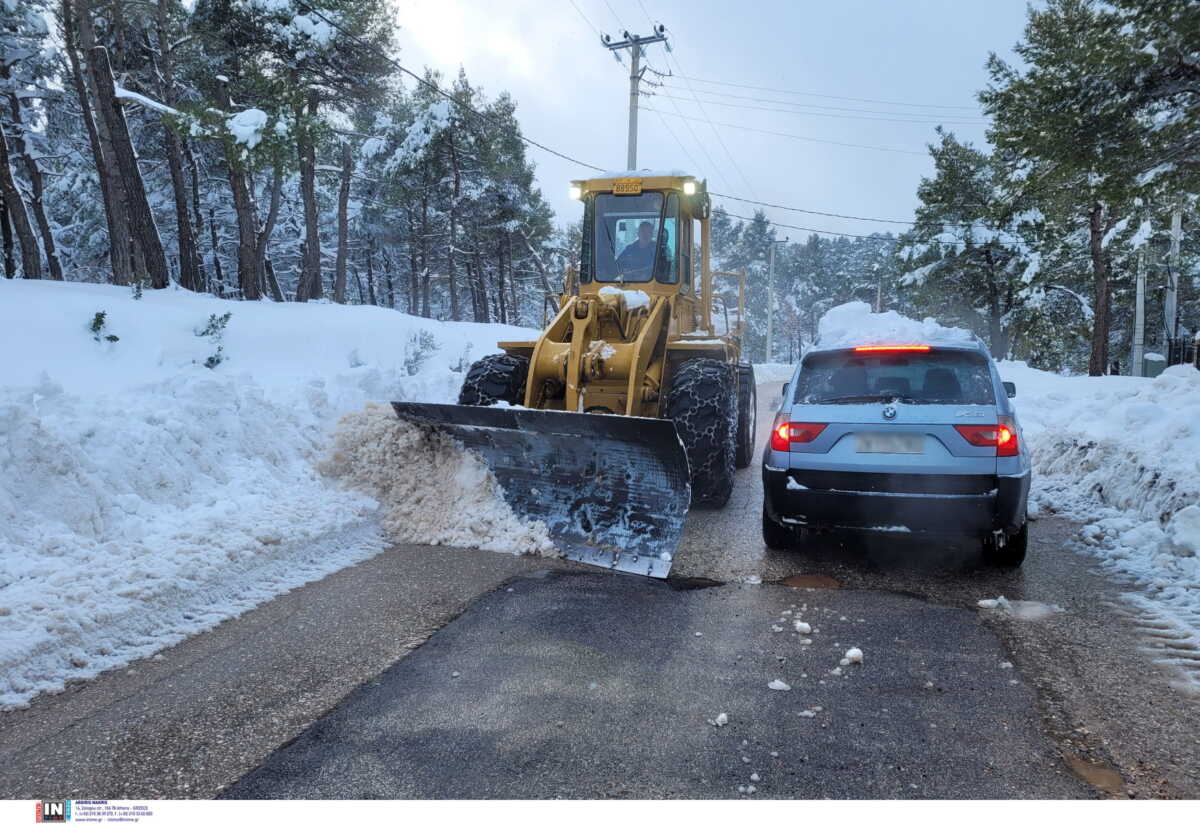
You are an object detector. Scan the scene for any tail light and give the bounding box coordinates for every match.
[770,416,827,451]
[954,416,1019,457]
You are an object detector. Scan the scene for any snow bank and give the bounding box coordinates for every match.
[999,360,1200,629]
[0,278,535,709]
[814,301,977,351]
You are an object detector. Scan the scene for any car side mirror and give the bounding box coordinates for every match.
[1002,381,1016,398]
[781,383,789,397]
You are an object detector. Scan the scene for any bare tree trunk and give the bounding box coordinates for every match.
[445,134,461,320]
[365,237,377,306]
[295,88,321,301]
[333,141,352,303]
[353,269,365,304]
[264,258,283,302]
[473,251,490,322]
[382,247,396,308]
[0,122,42,278]
[1087,203,1114,377]
[0,200,13,278]
[225,163,259,299]
[208,206,225,296]
[6,94,62,280]
[406,210,419,313]
[183,138,207,290]
[88,46,170,289]
[419,194,431,317]
[65,0,133,285]
[496,238,507,324]
[983,249,1007,359]
[518,230,556,321]
[506,235,519,325]
[154,0,199,290]
[254,160,284,300]
[214,78,260,300]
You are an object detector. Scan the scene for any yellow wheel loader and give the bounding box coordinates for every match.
[393,173,754,577]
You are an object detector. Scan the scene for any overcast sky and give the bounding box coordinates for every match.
[391,0,1030,240]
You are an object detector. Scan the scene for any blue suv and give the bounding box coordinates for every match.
[761,340,1031,566]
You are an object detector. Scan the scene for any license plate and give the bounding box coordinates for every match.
[612,177,642,194]
[855,433,924,454]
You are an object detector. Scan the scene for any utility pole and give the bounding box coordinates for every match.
[1166,202,1182,360]
[765,237,788,362]
[1132,246,1146,376]
[602,25,668,169]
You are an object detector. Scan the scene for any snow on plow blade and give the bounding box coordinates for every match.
[391,402,690,578]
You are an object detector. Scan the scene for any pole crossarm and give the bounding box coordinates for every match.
[599,26,669,169]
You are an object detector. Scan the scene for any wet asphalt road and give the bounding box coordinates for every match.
[224,572,1086,800]
[226,382,1198,799]
[4,382,1199,798]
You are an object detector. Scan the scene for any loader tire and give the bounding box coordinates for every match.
[458,353,529,406]
[735,363,757,468]
[663,358,737,508]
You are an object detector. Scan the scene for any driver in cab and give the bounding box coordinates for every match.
[616,220,659,279]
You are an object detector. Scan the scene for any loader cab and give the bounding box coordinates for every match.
[570,174,710,303]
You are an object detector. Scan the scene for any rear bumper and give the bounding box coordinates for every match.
[763,465,1029,537]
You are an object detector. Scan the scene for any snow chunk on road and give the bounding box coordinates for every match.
[977,595,1065,620]
[768,679,791,691]
[709,712,729,727]
[843,647,863,664]
[793,620,812,634]
[321,405,556,557]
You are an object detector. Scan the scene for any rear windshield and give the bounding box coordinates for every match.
[794,349,995,405]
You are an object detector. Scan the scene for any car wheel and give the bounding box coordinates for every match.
[984,522,1028,568]
[458,353,529,406]
[762,505,796,550]
[735,364,757,469]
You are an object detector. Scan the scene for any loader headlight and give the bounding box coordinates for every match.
[569,185,582,200]
[683,181,696,196]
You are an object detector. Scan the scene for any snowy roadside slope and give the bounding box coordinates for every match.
[999,360,1200,627]
[0,279,535,710]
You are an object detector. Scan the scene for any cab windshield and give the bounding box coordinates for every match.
[591,192,677,283]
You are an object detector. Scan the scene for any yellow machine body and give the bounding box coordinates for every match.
[497,173,746,418]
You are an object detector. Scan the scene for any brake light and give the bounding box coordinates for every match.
[770,418,828,451]
[853,345,931,353]
[954,417,1019,457]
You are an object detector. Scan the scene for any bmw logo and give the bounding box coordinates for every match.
[882,405,897,420]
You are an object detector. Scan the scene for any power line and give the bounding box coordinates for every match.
[631,0,757,196]
[722,209,896,241]
[658,34,759,197]
[568,0,605,40]
[294,3,606,174]
[666,73,981,111]
[295,4,1016,253]
[650,105,705,179]
[713,192,922,225]
[642,106,928,156]
[656,83,990,121]
[652,92,987,125]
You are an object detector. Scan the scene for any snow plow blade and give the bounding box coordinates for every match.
[391,402,690,578]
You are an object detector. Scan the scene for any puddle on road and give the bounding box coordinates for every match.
[781,574,841,590]
[1062,752,1127,796]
